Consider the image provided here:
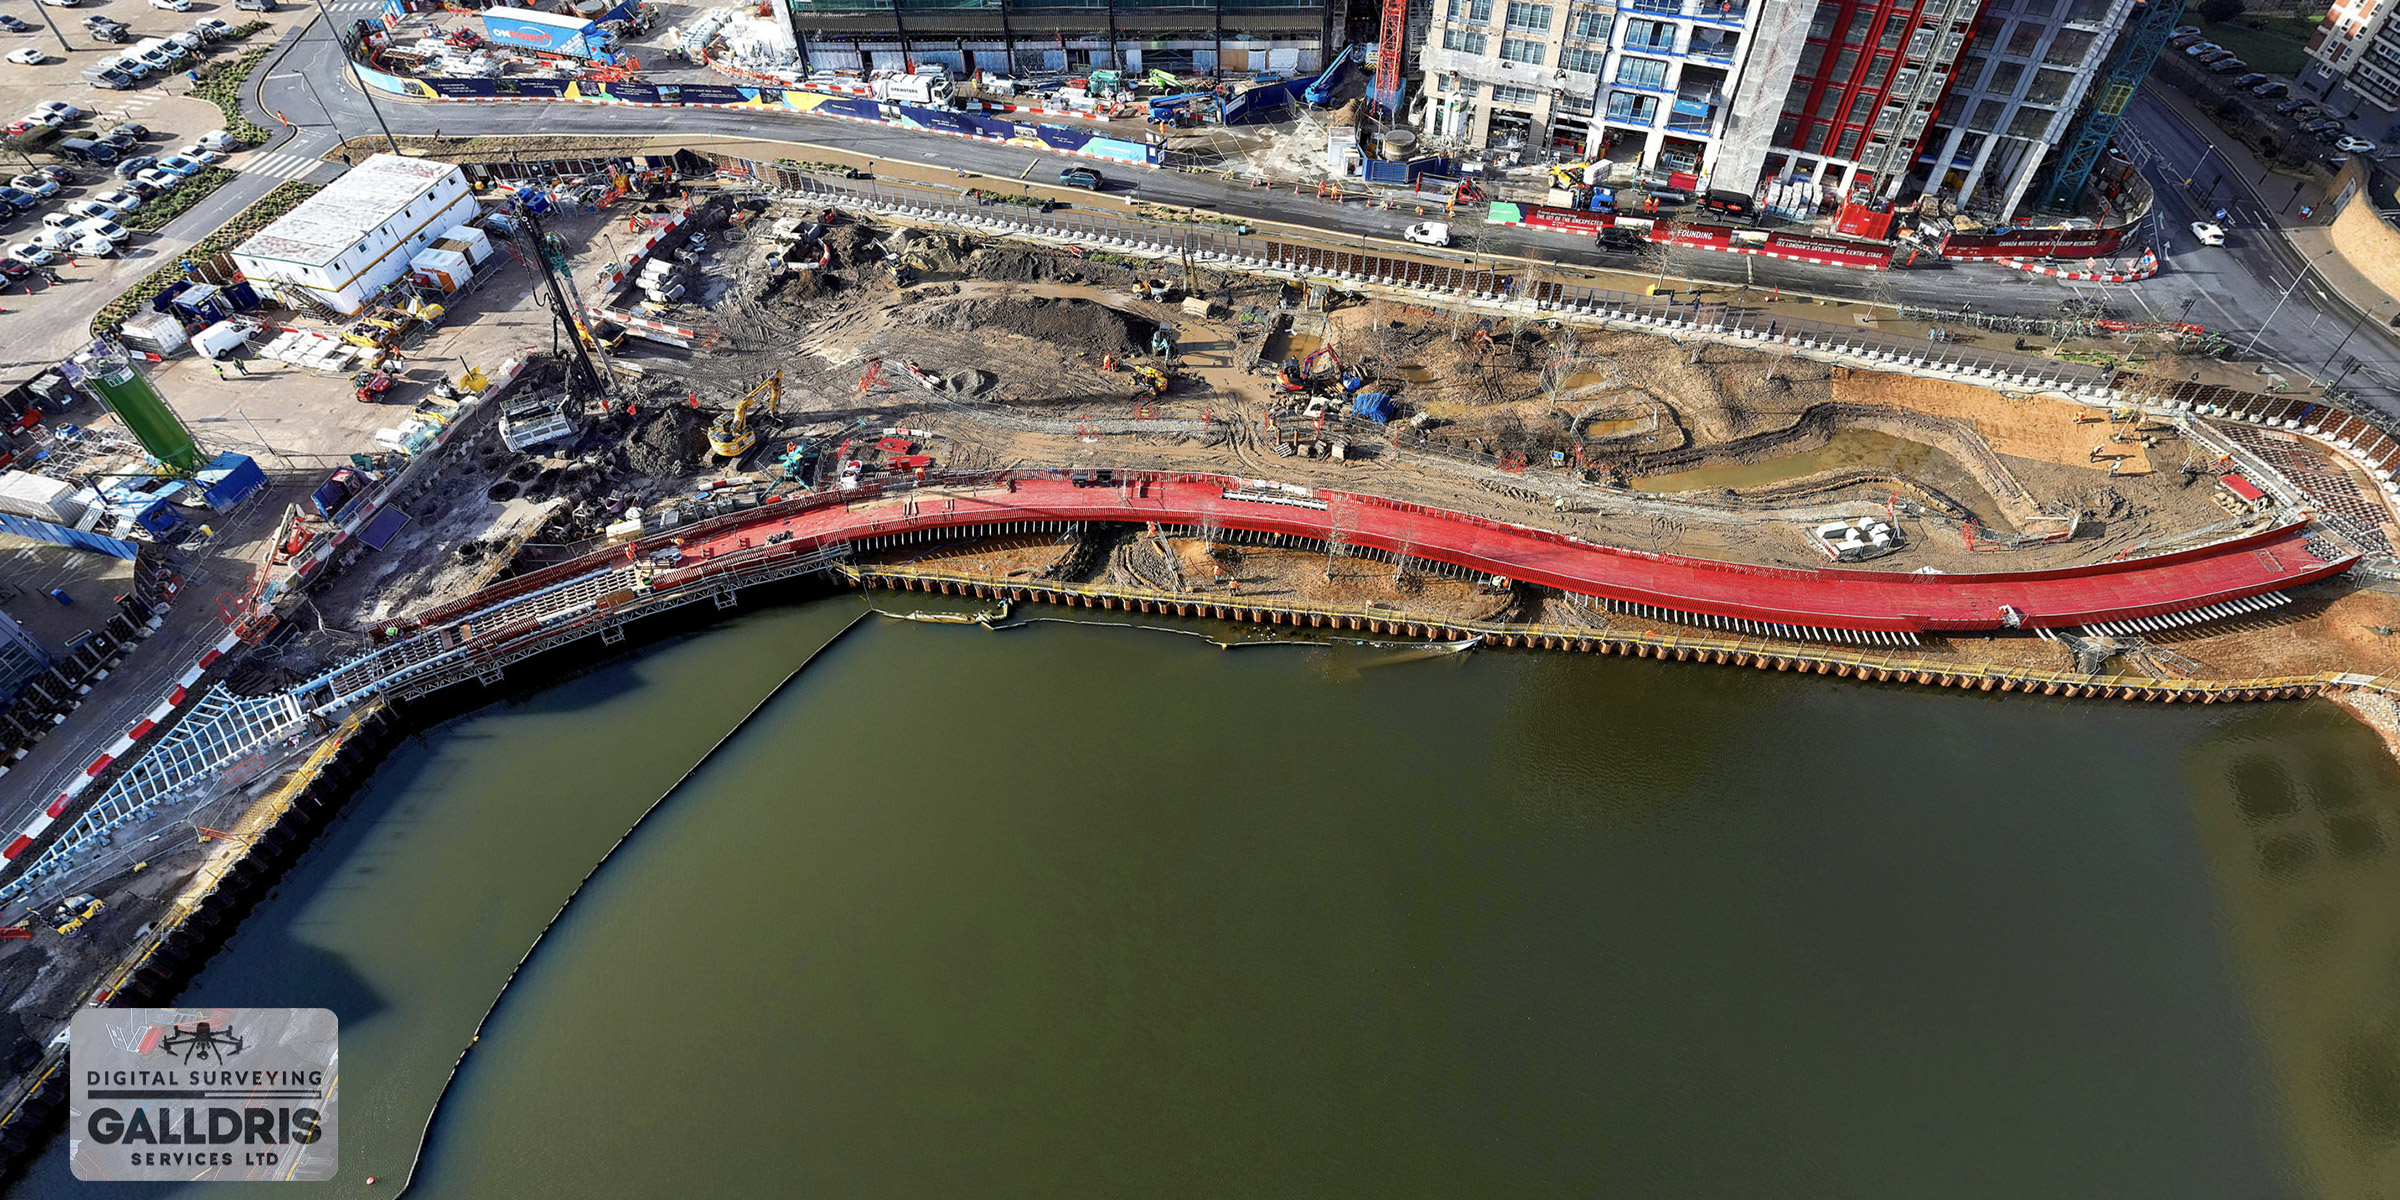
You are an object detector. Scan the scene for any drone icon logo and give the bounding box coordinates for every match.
[158,1021,246,1065]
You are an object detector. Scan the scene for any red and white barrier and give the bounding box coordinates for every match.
[1996,255,2158,283]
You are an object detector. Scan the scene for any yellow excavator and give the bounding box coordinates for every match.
[1131,364,1169,395]
[708,370,784,459]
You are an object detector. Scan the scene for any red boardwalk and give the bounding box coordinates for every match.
[628,474,2360,636]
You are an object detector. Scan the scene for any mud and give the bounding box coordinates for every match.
[908,296,1157,357]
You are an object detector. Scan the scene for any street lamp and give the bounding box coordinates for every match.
[2322,297,2395,371]
[264,71,351,147]
[2244,249,2338,358]
[302,0,399,154]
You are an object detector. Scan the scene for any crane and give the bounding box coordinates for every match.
[709,370,784,460]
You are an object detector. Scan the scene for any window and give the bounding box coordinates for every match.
[1500,36,1546,63]
[1503,1,1551,31]
[2005,23,2041,56]
[1607,90,1660,122]
[1845,92,1875,123]
[1869,52,1895,85]
[1810,87,1842,118]
[1782,78,1813,111]
[1556,90,1595,115]
[1986,60,2023,94]
[1560,45,1605,73]
[1616,56,1668,87]
[2043,28,2094,65]
[1808,6,1837,36]
[1569,8,1612,40]
[1831,47,1860,80]
[1968,97,2006,131]
[1626,17,1675,49]
[1796,43,1826,76]
[1442,27,1487,53]
[1443,0,1492,21]
[1835,127,1863,157]
[1491,82,1542,105]
[2025,67,2072,103]
[1936,91,1966,121]
[2007,106,2052,137]
[1773,114,1800,147]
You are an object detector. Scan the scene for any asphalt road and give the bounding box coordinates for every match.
[225,21,2400,433]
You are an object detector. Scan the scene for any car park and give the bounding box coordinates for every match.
[9,174,56,198]
[89,187,138,212]
[2190,220,2227,246]
[1403,221,1452,247]
[2253,81,2288,98]
[6,48,48,66]
[9,243,52,265]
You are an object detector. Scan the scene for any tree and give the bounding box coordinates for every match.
[2197,0,2242,23]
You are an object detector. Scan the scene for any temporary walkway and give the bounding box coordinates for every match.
[611,473,2356,637]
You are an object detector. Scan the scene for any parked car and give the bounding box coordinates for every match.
[6,48,48,66]
[2190,220,2227,246]
[2339,135,2378,153]
[34,0,75,8]
[0,15,33,31]
[89,187,138,212]
[9,242,53,265]
[113,155,158,179]
[109,122,149,140]
[233,0,273,12]
[2253,81,2288,98]
[2194,48,2233,63]
[154,155,204,176]
[1057,166,1104,190]
[96,131,137,152]
[118,176,161,199]
[26,227,69,251]
[8,174,56,198]
[71,217,126,244]
[35,165,72,184]
[195,129,240,152]
[2231,72,2267,87]
[0,187,37,213]
[2207,57,2248,73]
[63,199,118,223]
[0,257,34,281]
[193,16,232,35]
[2168,32,2203,47]
[2186,41,2221,56]
[33,102,80,121]
[148,0,191,11]
[133,167,179,191]
[176,145,224,167]
[69,234,114,258]
[2277,98,2313,113]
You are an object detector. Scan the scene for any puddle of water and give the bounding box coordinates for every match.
[1268,332,1323,364]
[1582,416,1653,440]
[1555,370,1621,392]
[1391,364,1436,384]
[1632,429,1935,493]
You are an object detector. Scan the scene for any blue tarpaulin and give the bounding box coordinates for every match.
[359,506,411,551]
[1352,393,1397,423]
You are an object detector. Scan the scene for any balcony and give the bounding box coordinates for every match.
[1604,99,1659,125]
[1682,35,1736,63]
[1665,90,1716,133]
[1421,44,1601,98]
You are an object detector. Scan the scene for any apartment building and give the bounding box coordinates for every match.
[1417,0,1764,180]
[2303,0,2400,129]
[773,0,1333,78]
[1417,0,2136,220]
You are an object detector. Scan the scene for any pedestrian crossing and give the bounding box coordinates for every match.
[322,0,383,12]
[236,150,341,182]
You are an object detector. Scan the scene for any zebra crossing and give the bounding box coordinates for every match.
[322,0,384,12]
[236,150,340,182]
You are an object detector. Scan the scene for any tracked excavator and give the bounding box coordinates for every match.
[709,371,784,460]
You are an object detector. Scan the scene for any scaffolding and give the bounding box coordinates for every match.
[2041,0,2186,212]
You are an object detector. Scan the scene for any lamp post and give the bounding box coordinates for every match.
[2322,298,2394,371]
[264,71,351,147]
[304,0,399,153]
[2244,249,2336,357]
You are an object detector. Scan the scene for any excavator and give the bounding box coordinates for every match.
[1131,364,1170,396]
[708,370,784,460]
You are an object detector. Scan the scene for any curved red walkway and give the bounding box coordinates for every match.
[445,472,2359,636]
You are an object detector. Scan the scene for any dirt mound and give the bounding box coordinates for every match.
[625,404,710,476]
[967,247,1136,286]
[909,296,1154,356]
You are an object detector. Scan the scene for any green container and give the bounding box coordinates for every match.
[84,351,203,474]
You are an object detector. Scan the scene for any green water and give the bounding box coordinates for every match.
[1632,428,1937,492]
[16,598,2400,1198]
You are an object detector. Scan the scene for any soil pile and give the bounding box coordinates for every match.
[968,247,1137,287]
[625,404,710,476]
[909,297,1154,356]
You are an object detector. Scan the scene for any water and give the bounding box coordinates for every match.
[15,598,2400,1198]
[1631,428,1939,492]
